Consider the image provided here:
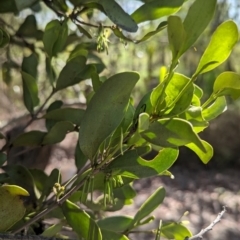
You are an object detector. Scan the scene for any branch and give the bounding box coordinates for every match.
[185,206,227,240]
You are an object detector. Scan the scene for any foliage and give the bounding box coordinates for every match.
[0,0,239,239]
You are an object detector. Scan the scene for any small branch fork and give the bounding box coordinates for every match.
[185,206,227,240]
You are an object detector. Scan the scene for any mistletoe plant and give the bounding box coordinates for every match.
[0,0,239,239]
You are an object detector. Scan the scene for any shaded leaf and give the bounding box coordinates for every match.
[195,21,238,75]
[79,72,139,160]
[181,0,217,55]
[62,200,102,240]
[22,53,38,79]
[42,121,74,145]
[0,152,7,167]
[17,15,38,38]
[100,229,129,240]
[21,71,39,113]
[55,55,87,91]
[107,148,179,179]
[77,24,92,39]
[167,16,186,60]
[131,0,184,24]
[100,0,138,32]
[13,131,46,147]
[98,216,133,232]
[0,27,10,48]
[75,139,88,170]
[133,187,165,224]
[43,108,85,126]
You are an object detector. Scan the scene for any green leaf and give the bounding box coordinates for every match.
[2,165,36,201]
[45,100,63,131]
[131,0,184,24]
[181,0,217,54]
[0,152,7,167]
[42,121,74,145]
[213,72,240,100]
[141,118,206,151]
[186,140,213,164]
[162,73,194,116]
[13,131,46,147]
[17,15,38,38]
[202,96,227,121]
[77,24,92,39]
[43,108,85,126]
[62,200,102,240]
[133,187,165,224]
[41,222,64,238]
[113,184,136,200]
[98,216,133,232]
[45,57,56,85]
[136,21,167,44]
[180,106,209,133]
[0,186,26,232]
[75,140,88,170]
[79,72,139,160]
[195,21,238,75]
[161,222,192,240]
[22,53,38,79]
[55,55,87,91]
[21,71,39,113]
[0,27,10,48]
[100,229,129,240]
[107,148,179,179]
[100,0,138,32]
[43,19,68,58]
[167,16,186,60]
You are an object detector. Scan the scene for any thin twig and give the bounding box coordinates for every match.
[185,206,227,240]
[12,168,99,234]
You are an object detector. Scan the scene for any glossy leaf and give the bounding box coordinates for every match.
[181,0,217,55]
[79,72,139,160]
[43,108,85,126]
[62,200,102,240]
[168,16,186,60]
[141,118,206,151]
[55,55,87,91]
[98,216,133,232]
[107,148,179,179]
[42,121,74,145]
[213,72,240,100]
[131,0,184,24]
[195,21,238,75]
[202,96,227,121]
[21,71,39,113]
[162,222,192,240]
[186,140,213,164]
[100,0,138,32]
[133,187,165,224]
[13,131,46,146]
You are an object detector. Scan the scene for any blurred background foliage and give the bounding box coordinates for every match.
[0,0,240,167]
